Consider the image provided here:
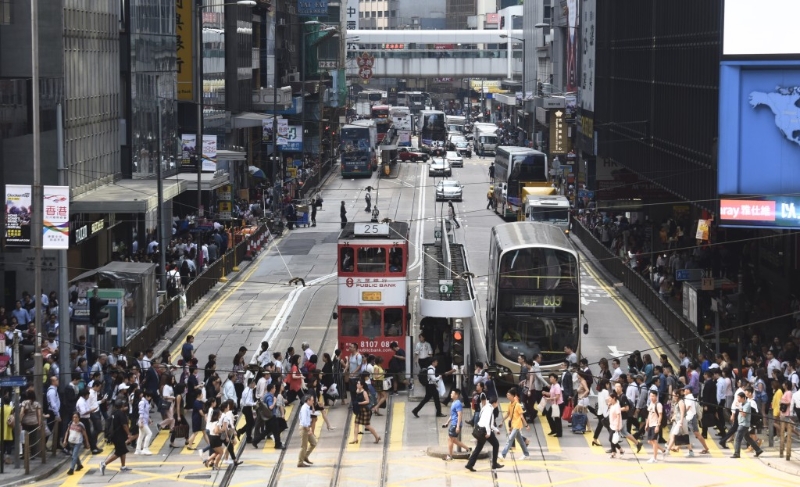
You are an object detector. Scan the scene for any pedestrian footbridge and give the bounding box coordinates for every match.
[346,29,523,79]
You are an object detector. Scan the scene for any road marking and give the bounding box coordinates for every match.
[538,415,562,453]
[582,261,666,359]
[608,345,634,358]
[389,402,405,452]
[147,428,170,455]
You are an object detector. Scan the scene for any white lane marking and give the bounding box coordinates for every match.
[580,296,598,306]
[608,345,634,358]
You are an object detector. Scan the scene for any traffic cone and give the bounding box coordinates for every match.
[244,241,253,260]
[256,234,263,253]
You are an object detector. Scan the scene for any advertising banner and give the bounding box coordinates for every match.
[262,118,273,143]
[298,0,328,16]
[718,61,800,197]
[549,110,571,155]
[723,0,800,57]
[181,134,197,168]
[718,195,800,229]
[43,185,70,249]
[279,124,303,152]
[176,0,193,101]
[4,184,32,247]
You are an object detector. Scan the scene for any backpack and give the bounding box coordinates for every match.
[418,366,430,386]
[167,271,180,294]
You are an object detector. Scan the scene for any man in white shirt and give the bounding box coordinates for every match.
[564,345,578,365]
[222,372,238,405]
[766,350,781,380]
[141,349,154,372]
[473,362,488,386]
[256,341,273,368]
[719,384,745,448]
[414,333,433,369]
[785,362,799,392]
[681,386,709,456]
[610,358,623,384]
[297,395,317,468]
[301,342,315,362]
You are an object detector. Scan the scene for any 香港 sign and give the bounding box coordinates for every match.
[4,185,71,249]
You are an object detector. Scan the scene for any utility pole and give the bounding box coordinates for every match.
[31,0,44,413]
[156,78,167,290]
[56,104,71,393]
[196,0,204,218]
[12,332,20,469]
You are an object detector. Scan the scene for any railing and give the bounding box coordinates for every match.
[299,158,334,199]
[571,217,708,355]
[126,226,268,355]
[22,424,45,474]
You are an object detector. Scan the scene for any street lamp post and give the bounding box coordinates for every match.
[195,1,255,219]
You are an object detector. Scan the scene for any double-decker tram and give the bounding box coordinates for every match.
[336,222,410,363]
[371,104,392,143]
[486,222,587,382]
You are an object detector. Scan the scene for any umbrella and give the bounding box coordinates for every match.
[248,166,267,179]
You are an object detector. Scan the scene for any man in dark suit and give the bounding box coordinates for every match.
[559,360,574,401]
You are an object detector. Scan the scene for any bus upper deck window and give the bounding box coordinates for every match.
[389,248,403,272]
[340,247,355,272]
[357,247,386,272]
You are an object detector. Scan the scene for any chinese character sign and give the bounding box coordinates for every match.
[549,110,572,155]
[43,186,70,249]
[279,125,303,152]
[4,184,32,247]
[346,0,359,30]
[276,119,289,143]
[176,0,194,101]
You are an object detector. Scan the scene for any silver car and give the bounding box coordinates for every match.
[428,158,452,177]
[446,150,464,168]
[436,180,464,201]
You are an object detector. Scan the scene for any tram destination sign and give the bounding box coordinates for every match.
[354,222,389,236]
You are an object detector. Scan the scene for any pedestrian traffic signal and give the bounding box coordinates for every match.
[89,296,110,326]
[452,328,464,366]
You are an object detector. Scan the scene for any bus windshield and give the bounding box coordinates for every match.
[530,207,569,223]
[496,315,578,365]
[511,154,547,182]
[498,248,578,290]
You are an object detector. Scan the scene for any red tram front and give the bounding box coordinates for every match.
[337,221,409,363]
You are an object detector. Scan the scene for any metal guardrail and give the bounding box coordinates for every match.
[299,158,334,199]
[126,226,267,355]
[22,424,45,474]
[571,217,708,355]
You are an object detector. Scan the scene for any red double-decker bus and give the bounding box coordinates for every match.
[336,221,409,363]
[371,104,391,143]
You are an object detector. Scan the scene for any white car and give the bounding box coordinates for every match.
[435,180,464,201]
[428,158,452,177]
[445,151,463,168]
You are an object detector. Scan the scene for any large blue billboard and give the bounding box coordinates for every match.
[718,60,800,196]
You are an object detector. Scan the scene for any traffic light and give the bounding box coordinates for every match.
[89,296,110,326]
[452,321,465,366]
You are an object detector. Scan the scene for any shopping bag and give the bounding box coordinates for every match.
[552,403,561,418]
[561,399,574,422]
[437,377,446,398]
[536,397,548,413]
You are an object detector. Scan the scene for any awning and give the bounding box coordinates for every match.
[494,93,517,105]
[232,112,270,129]
[172,172,231,192]
[70,178,187,214]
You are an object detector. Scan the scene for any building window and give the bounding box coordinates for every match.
[378,11,382,17]
[0,0,11,25]
[371,11,376,17]
[390,10,396,17]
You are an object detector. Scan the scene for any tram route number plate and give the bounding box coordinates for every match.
[439,280,453,294]
[355,223,390,236]
[361,291,382,302]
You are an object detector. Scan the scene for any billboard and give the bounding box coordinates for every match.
[43,186,70,249]
[718,196,800,229]
[723,0,800,57]
[298,0,328,16]
[4,185,32,247]
[176,0,193,101]
[181,134,219,172]
[279,125,303,152]
[578,0,596,154]
[718,60,800,197]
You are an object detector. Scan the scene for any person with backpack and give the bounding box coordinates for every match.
[645,390,666,463]
[412,357,447,418]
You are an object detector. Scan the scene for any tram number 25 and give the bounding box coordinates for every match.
[360,340,391,349]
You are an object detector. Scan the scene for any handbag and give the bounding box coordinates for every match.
[675,433,690,446]
[383,377,393,390]
[552,403,561,418]
[256,399,273,421]
[536,397,549,413]
[173,423,190,439]
[471,424,487,440]
[562,399,574,422]
[611,431,620,444]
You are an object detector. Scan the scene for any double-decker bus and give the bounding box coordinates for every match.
[389,106,413,146]
[356,90,387,117]
[337,222,410,363]
[493,146,549,221]
[397,91,430,115]
[418,109,447,151]
[486,222,585,382]
[340,121,378,177]
[371,105,391,143]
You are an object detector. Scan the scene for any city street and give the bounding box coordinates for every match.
[22,155,799,487]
